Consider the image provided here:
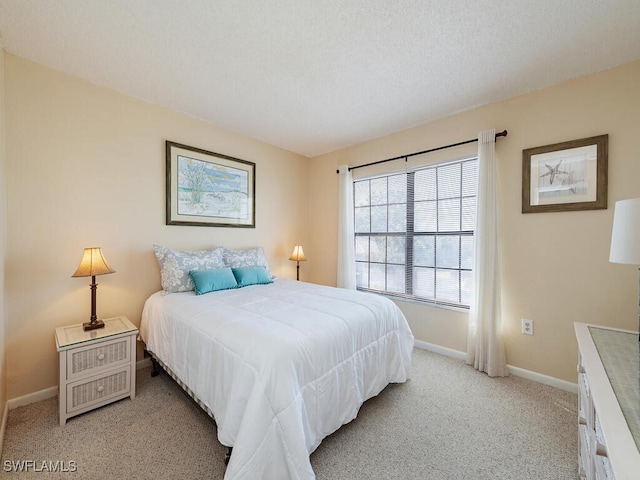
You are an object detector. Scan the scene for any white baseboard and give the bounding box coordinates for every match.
[413,340,578,394]
[7,386,57,410]
[507,365,578,394]
[0,401,8,456]
[414,339,466,361]
[3,346,577,416]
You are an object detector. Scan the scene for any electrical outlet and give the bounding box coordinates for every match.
[522,319,534,335]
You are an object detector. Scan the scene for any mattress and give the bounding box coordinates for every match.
[139,278,414,479]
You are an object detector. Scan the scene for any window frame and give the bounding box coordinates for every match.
[353,156,477,309]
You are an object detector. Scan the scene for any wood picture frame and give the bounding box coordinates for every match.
[166,141,255,227]
[522,134,608,213]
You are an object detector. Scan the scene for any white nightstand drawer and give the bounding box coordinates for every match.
[67,366,131,413]
[66,336,131,381]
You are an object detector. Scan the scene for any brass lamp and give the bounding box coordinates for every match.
[72,247,116,331]
[289,245,307,281]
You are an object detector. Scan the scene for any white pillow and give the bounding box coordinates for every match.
[153,244,225,293]
[222,247,273,278]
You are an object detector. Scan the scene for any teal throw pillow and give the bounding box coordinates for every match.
[189,268,238,295]
[232,266,273,287]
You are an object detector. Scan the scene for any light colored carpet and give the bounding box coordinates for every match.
[1,349,578,479]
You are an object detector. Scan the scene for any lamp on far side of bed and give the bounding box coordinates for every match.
[72,247,116,331]
[289,245,307,281]
[609,198,640,342]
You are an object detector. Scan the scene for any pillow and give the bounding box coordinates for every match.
[232,266,273,287]
[223,247,273,278]
[189,268,238,295]
[153,244,225,293]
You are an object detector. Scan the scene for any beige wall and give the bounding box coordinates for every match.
[309,60,640,383]
[0,49,7,421]
[4,53,640,399]
[4,54,309,399]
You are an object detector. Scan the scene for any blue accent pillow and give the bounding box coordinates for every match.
[232,266,273,287]
[189,268,238,295]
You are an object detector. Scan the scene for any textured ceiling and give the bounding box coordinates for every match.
[1,1,639,157]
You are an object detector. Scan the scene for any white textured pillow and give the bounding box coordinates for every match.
[222,247,273,278]
[153,244,225,293]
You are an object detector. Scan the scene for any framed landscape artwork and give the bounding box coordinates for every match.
[166,141,255,227]
[522,134,608,213]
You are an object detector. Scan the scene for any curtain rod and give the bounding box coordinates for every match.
[336,130,507,174]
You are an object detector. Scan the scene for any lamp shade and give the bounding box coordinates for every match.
[72,247,116,277]
[289,245,307,262]
[609,198,640,265]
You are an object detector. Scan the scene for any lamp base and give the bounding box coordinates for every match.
[83,319,105,331]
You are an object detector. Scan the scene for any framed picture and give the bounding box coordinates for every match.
[522,134,608,213]
[166,141,255,227]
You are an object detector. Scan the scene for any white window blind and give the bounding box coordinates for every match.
[354,157,477,308]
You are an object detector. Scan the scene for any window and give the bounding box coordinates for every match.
[354,157,477,308]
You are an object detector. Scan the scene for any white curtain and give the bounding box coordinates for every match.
[337,165,356,289]
[466,129,508,377]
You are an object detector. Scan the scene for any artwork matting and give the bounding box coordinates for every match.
[166,141,255,227]
[522,134,608,213]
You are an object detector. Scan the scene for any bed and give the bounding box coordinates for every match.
[140,247,414,479]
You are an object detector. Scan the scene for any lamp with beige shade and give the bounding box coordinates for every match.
[72,247,116,331]
[289,245,307,281]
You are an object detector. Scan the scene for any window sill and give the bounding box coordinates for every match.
[358,288,470,314]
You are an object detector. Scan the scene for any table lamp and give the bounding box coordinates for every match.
[289,245,307,281]
[609,198,640,341]
[72,247,116,331]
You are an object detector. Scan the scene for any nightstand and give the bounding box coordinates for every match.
[55,316,138,426]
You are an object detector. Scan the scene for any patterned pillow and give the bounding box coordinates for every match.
[222,247,273,278]
[153,244,225,293]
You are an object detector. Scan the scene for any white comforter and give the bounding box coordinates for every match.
[140,278,414,479]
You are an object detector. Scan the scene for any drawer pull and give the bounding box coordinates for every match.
[97,353,105,361]
[97,385,104,393]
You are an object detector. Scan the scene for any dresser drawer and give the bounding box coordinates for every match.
[66,336,131,381]
[579,372,593,428]
[579,423,592,480]
[595,454,615,480]
[66,366,131,413]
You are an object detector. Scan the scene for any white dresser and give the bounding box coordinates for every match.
[574,323,640,480]
[55,316,138,426]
